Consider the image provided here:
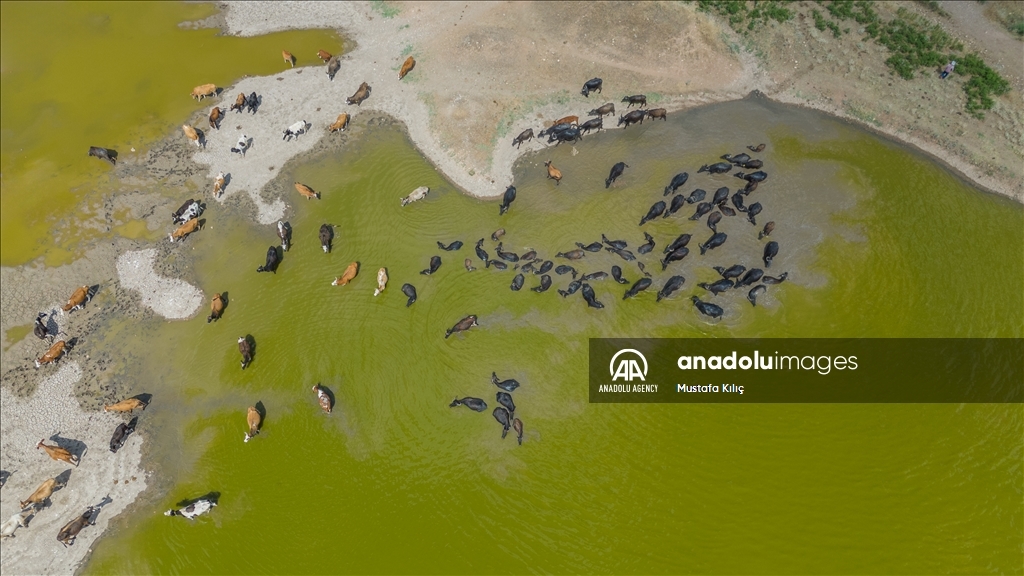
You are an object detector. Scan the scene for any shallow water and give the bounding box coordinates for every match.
[76,98,1023,574]
[0,2,343,266]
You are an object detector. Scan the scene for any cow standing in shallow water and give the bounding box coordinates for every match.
[319,224,334,253]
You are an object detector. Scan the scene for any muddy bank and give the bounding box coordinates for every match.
[0,362,147,576]
[215,1,1019,203]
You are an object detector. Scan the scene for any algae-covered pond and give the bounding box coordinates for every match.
[81,101,1022,573]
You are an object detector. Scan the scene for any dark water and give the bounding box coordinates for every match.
[80,98,1023,574]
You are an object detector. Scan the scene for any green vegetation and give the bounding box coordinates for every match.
[697,0,794,31]
[956,53,1011,118]
[812,9,842,37]
[370,0,400,19]
[697,1,1011,118]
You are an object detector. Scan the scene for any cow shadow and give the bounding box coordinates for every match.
[222,173,232,193]
[87,494,114,523]
[176,491,221,508]
[43,311,60,337]
[49,433,87,462]
[219,291,229,314]
[0,469,12,488]
[133,392,153,406]
[254,400,267,431]
[243,335,256,365]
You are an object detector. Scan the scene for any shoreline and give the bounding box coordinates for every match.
[211,1,1020,205]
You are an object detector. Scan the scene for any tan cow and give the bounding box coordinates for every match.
[346,82,371,106]
[213,172,226,198]
[374,268,388,296]
[294,182,320,200]
[316,49,332,63]
[553,115,579,127]
[20,477,63,510]
[332,262,359,286]
[328,113,349,132]
[36,440,78,467]
[399,56,415,80]
[282,50,295,67]
[62,285,91,313]
[244,406,261,443]
[190,84,217,101]
[545,160,562,185]
[103,397,147,413]
[169,217,201,242]
[35,340,67,368]
[182,124,200,147]
[208,293,225,323]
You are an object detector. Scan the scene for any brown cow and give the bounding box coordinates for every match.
[399,56,416,80]
[295,182,320,200]
[208,293,225,323]
[169,217,201,242]
[190,84,217,101]
[20,477,63,510]
[328,113,350,132]
[35,340,67,368]
[209,107,222,130]
[317,49,333,63]
[544,161,562,185]
[104,397,147,413]
[282,50,295,67]
[332,262,359,286]
[36,440,78,467]
[230,92,246,113]
[646,108,667,121]
[244,406,262,443]
[346,82,371,106]
[553,115,578,127]
[62,285,91,313]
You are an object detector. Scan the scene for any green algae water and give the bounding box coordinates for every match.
[0,2,343,266]
[77,99,1023,574]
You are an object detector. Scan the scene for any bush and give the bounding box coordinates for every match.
[956,53,1011,118]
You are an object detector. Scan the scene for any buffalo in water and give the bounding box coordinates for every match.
[88,147,116,165]
[450,397,487,412]
[689,202,713,221]
[661,247,689,270]
[657,276,686,302]
[606,162,628,188]
[602,234,627,250]
[495,243,519,262]
[579,117,603,135]
[437,240,463,251]
[559,279,582,298]
[759,221,775,240]
[510,274,524,291]
[605,246,635,261]
[493,407,511,438]
[664,234,691,254]
[746,202,762,225]
[492,372,521,392]
[401,283,417,307]
[637,232,655,254]
[576,241,603,253]
[444,315,479,339]
[496,392,516,415]
[707,212,722,233]
[617,110,645,128]
[581,283,604,309]
[762,272,788,285]
[639,201,666,226]
[664,172,688,196]
[711,187,729,206]
[691,296,724,319]
[420,256,441,275]
[699,279,734,295]
[747,285,767,307]
[611,265,629,285]
[532,274,552,293]
[734,268,764,289]
[623,278,652,299]
[499,186,516,215]
[256,246,280,273]
[664,194,687,218]
[764,241,779,268]
[698,162,732,174]
[699,232,727,255]
[714,264,746,280]
[686,189,707,204]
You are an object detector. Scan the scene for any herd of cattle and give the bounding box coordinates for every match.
[6,50,789,544]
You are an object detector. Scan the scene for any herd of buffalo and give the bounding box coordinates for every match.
[9,55,789,545]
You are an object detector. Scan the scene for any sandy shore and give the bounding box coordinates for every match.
[116,249,204,320]
[0,362,147,575]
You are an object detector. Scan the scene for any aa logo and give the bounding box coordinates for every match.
[610,349,648,382]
